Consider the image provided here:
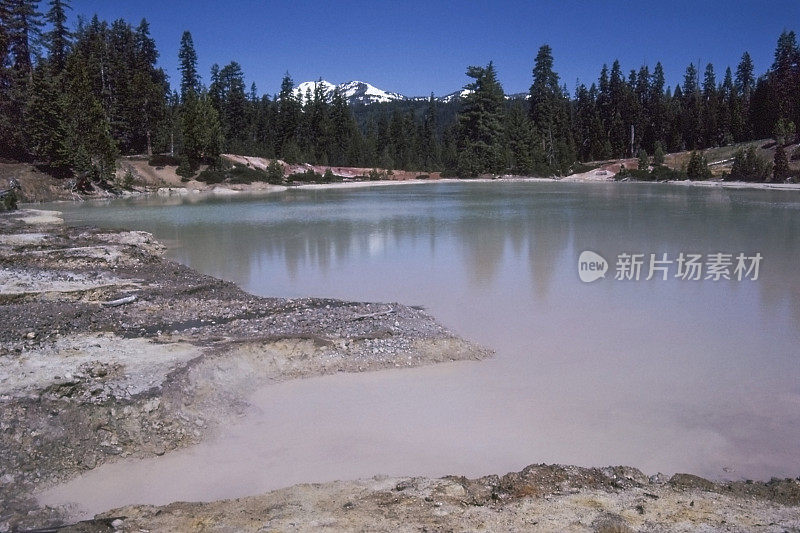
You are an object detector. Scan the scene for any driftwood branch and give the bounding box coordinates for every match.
[102,295,137,307]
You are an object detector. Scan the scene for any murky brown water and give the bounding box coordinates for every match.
[41,182,800,517]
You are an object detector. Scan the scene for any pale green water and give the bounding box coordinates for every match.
[42,182,800,515]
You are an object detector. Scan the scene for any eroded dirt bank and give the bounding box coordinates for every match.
[0,209,489,531]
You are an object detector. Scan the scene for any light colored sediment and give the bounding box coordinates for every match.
[64,465,800,532]
[667,180,800,191]
[0,208,490,531]
[3,201,798,532]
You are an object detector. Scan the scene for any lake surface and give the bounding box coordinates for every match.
[41,182,800,516]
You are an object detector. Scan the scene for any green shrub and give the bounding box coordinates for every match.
[148,154,180,167]
[415,174,430,180]
[195,168,226,184]
[322,168,335,183]
[1,191,17,211]
[570,162,600,174]
[653,142,665,166]
[650,165,686,181]
[686,151,712,180]
[266,160,285,184]
[120,168,135,189]
[728,146,771,182]
[176,156,195,179]
[368,168,386,181]
[637,149,649,171]
[228,164,268,184]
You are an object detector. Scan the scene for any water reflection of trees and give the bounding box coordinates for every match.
[104,184,800,322]
[566,185,800,322]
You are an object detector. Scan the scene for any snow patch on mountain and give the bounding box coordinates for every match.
[292,80,526,105]
[293,80,337,100]
[292,80,404,104]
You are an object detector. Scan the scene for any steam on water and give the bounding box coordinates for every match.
[42,182,800,517]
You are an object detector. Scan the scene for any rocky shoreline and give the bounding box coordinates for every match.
[0,209,489,531]
[1,208,798,532]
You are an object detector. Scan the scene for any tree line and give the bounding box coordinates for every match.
[1,1,798,183]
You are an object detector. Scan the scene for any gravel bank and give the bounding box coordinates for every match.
[0,209,489,531]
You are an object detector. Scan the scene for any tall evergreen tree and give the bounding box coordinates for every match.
[457,61,506,176]
[44,0,70,72]
[529,45,573,171]
[735,52,755,140]
[178,30,199,101]
[701,63,719,147]
[769,30,800,124]
[682,63,702,148]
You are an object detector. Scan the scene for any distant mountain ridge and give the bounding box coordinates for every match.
[292,80,528,106]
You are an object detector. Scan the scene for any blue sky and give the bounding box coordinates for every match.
[70,0,799,98]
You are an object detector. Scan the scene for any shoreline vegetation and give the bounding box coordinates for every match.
[1,208,798,532]
[2,2,800,202]
[1,3,799,530]
[4,147,800,210]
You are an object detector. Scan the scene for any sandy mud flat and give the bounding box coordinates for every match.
[1,208,798,532]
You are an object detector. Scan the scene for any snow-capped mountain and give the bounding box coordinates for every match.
[292,80,526,106]
[438,88,474,103]
[292,80,404,105]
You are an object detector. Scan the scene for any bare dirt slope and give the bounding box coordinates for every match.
[223,154,441,181]
[0,162,76,203]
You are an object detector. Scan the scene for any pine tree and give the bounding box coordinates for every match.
[217,61,247,148]
[505,102,533,174]
[730,146,770,182]
[720,66,736,144]
[456,61,506,176]
[44,0,70,72]
[769,31,800,124]
[178,30,200,101]
[3,0,43,73]
[421,94,440,170]
[25,62,71,169]
[653,142,665,166]
[701,63,719,147]
[735,52,755,139]
[682,63,702,148]
[773,144,789,182]
[686,150,711,180]
[607,60,629,157]
[637,148,649,171]
[66,57,118,179]
[0,0,43,157]
[529,45,573,171]
[180,91,222,170]
[649,62,668,149]
[276,72,301,157]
